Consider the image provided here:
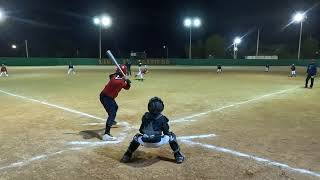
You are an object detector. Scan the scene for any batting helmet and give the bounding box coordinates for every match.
[116,64,128,76]
[148,97,164,115]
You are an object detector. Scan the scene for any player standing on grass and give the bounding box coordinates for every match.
[125,59,132,76]
[305,61,317,89]
[290,64,296,77]
[0,64,8,77]
[121,97,185,164]
[265,64,270,72]
[217,64,222,73]
[135,60,145,81]
[100,64,131,141]
[67,63,76,75]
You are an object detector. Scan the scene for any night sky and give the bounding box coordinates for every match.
[0,0,319,58]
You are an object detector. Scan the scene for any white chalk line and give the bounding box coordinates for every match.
[0,89,105,122]
[177,134,216,140]
[68,134,217,146]
[182,140,320,178]
[171,87,299,123]
[82,119,199,126]
[0,150,65,171]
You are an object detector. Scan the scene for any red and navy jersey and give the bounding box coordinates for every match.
[101,74,130,99]
[1,66,7,72]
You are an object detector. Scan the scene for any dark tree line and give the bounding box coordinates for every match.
[185,34,320,59]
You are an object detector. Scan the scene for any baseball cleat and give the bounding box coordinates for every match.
[102,134,117,141]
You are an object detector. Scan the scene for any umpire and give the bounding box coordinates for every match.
[125,59,132,76]
[305,60,317,89]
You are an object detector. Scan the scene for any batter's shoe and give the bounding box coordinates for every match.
[112,121,118,126]
[102,133,117,141]
[174,152,185,164]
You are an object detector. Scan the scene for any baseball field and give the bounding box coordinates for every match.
[0,66,319,180]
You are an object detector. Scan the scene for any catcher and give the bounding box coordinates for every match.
[121,97,185,164]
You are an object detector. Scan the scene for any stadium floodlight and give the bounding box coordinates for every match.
[183,17,202,59]
[293,12,306,23]
[233,37,242,59]
[184,18,192,27]
[101,15,112,27]
[11,44,17,49]
[193,18,201,27]
[292,12,306,60]
[93,17,100,25]
[163,45,168,59]
[234,37,242,45]
[93,14,112,59]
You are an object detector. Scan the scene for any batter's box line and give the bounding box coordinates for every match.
[66,134,217,147]
[182,139,320,178]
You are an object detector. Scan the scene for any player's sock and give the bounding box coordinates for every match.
[169,135,185,164]
[104,125,111,135]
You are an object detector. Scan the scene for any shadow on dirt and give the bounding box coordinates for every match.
[79,128,104,140]
[79,126,120,140]
[123,151,176,168]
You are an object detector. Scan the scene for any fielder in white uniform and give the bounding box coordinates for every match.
[68,64,76,75]
[0,64,8,77]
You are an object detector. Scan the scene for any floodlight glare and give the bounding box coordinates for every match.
[234,37,241,45]
[12,45,17,49]
[293,12,306,23]
[93,17,100,25]
[184,18,192,27]
[101,15,112,27]
[0,9,5,22]
[193,18,201,27]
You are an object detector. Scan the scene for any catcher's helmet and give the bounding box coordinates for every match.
[148,97,164,115]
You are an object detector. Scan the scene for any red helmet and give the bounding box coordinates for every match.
[116,64,127,76]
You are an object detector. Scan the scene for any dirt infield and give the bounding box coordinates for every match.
[0,66,319,180]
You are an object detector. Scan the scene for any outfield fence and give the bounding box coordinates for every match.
[0,57,318,66]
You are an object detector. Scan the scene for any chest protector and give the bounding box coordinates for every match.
[141,114,164,143]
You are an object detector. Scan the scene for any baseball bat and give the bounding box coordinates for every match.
[106,50,126,77]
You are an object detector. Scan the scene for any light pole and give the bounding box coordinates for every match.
[93,14,112,59]
[25,40,29,58]
[292,12,306,60]
[256,28,260,56]
[184,17,201,59]
[233,37,241,59]
[163,45,168,59]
